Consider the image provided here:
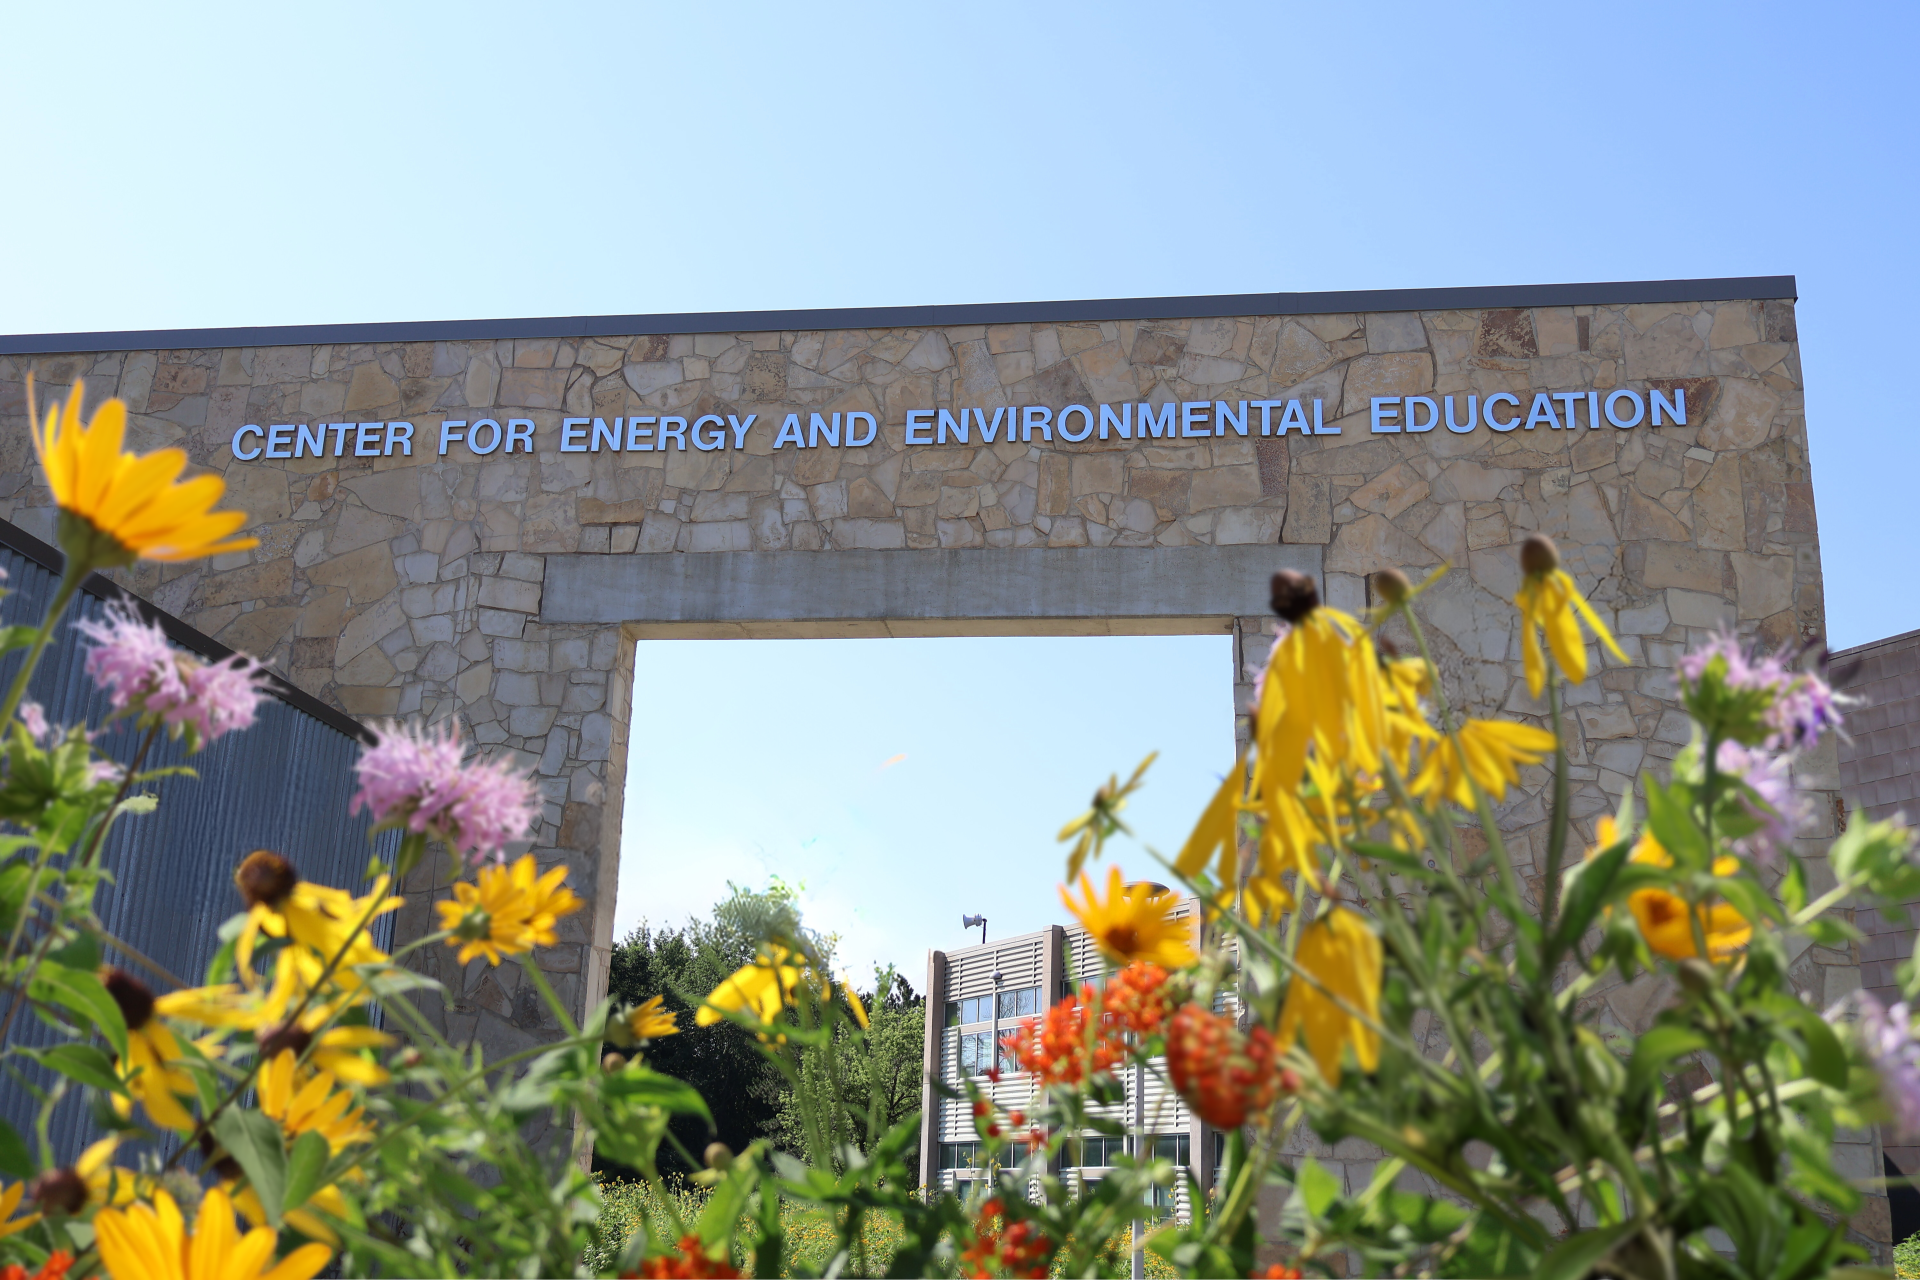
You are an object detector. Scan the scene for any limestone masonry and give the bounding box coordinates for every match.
[0,283,1852,1123]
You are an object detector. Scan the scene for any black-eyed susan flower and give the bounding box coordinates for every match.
[27,378,257,570]
[29,1136,146,1214]
[607,995,681,1050]
[0,1179,40,1239]
[1513,535,1627,697]
[256,1020,392,1087]
[698,948,806,1027]
[436,854,584,966]
[1254,571,1391,795]
[1596,818,1753,960]
[259,1050,372,1152]
[1410,718,1559,809]
[94,1185,330,1280]
[102,968,200,1133]
[1059,866,1197,969]
[1277,907,1383,1085]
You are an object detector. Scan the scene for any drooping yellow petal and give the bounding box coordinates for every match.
[1174,761,1244,881]
[1277,907,1382,1084]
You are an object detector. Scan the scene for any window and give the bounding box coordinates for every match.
[958,1031,996,1075]
[997,1038,1021,1075]
[1068,1134,1190,1168]
[941,1142,989,1171]
[945,994,993,1027]
[997,986,1040,1020]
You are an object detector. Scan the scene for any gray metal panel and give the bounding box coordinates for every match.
[0,277,1798,355]
[0,546,401,1163]
[542,545,1322,626]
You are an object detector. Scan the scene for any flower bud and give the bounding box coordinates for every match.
[28,1167,86,1215]
[394,1047,423,1070]
[1371,568,1411,607]
[1279,1068,1303,1094]
[1269,570,1320,623]
[602,1051,627,1072]
[704,1142,733,1171]
[235,850,298,908]
[1519,534,1559,577]
[101,967,154,1032]
[257,1021,312,1061]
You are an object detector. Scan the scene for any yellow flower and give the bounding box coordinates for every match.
[94,1185,330,1280]
[436,854,584,966]
[1599,820,1753,960]
[232,852,400,986]
[1513,535,1626,696]
[1060,866,1198,969]
[260,1050,373,1152]
[101,969,202,1133]
[27,377,257,566]
[232,1181,351,1249]
[75,1134,148,1208]
[1242,873,1295,929]
[0,1179,41,1239]
[1277,907,1383,1085]
[698,947,806,1027]
[1253,572,1391,799]
[626,995,681,1041]
[1410,718,1559,809]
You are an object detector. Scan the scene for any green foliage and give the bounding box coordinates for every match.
[602,884,796,1174]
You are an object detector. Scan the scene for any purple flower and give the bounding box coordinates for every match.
[1846,993,1920,1138]
[75,601,267,747]
[352,719,540,866]
[1678,628,1846,751]
[1715,739,1805,862]
[19,702,53,746]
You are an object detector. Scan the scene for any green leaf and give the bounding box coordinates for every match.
[281,1130,330,1214]
[1551,834,1633,954]
[1645,780,1710,871]
[1804,917,1862,948]
[1627,1026,1710,1097]
[213,1108,288,1226]
[111,794,158,819]
[1791,1006,1848,1090]
[1534,1220,1640,1280]
[1296,1156,1340,1218]
[1781,856,1808,916]
[45,932,99,973]
[0,1118,30,1181]
[31,965,126,1059]
[0,626,39,656]
[602,1066,715,1123]
[1711,872,1786,927]
[30,1043,124,1093]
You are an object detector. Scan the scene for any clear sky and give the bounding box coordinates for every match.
[3,1,1914,971]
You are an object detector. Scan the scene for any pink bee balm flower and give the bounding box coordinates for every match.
[352,719,540,866]
[75,601,267,747]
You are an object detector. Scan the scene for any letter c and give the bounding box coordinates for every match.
[1484,392,1521,432]
[232,425,264,460]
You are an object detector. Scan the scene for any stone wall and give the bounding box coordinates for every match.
[0,290,1863,1230]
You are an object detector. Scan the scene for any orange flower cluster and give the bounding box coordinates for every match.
[0,1254,70,1280]
[1000,963,1173,1085]
[624,1235,741,1279]
[1167,1004,1283,1129]
[1101,961,1174,1036]
[961,1198,1052,1279]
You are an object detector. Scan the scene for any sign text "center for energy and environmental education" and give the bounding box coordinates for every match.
[228,387,1692,462]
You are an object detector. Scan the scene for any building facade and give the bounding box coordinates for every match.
[920,901,1216,1212]
[0,279,1871,1243]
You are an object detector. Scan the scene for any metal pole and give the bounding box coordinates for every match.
[1132,1057,1145,1280]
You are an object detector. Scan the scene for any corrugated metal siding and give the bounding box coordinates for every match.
[0,545,400,1162]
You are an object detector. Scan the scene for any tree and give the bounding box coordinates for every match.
[599,884,794,1176]
[772,971,926,1186]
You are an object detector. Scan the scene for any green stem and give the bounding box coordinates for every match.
[0,568,83,732]
[1542,674,1569,932]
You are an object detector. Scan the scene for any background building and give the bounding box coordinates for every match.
[921,898,1214,1215]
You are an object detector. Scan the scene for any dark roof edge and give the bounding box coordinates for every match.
[1831,626,1920,662]
[0,519,376,744]
[0,276,1798,356]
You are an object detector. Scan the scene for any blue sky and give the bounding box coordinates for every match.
[4,1,1914,975]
